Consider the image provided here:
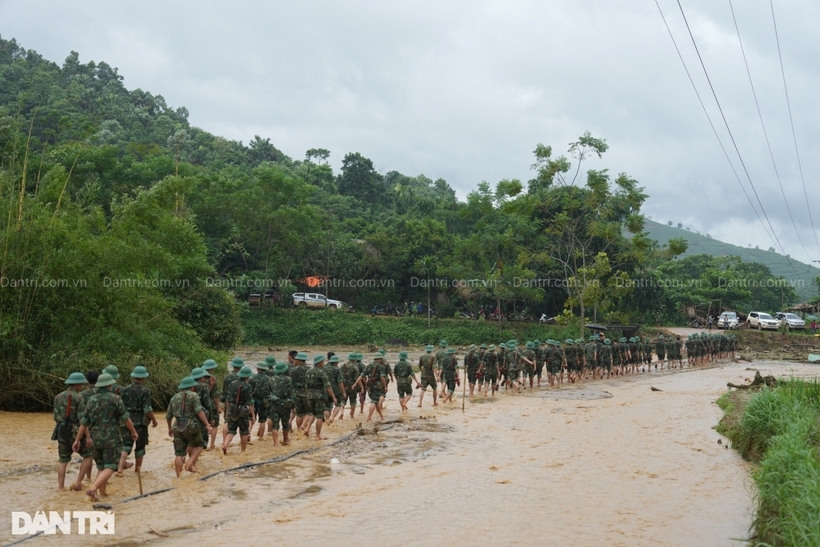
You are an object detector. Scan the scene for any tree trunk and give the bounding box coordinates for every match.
[427,287,431,328]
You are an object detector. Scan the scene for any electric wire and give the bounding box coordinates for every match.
[653,0,781,256]
[728,0,813,263]
[673,0,798,274]
[769,0,820,257]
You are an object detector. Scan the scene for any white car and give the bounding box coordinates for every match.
[717,311,740,329]
[746,311,780,331]
[292,292,344,310]
[775,312,806,330]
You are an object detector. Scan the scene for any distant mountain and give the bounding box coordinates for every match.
[643,218,819,302]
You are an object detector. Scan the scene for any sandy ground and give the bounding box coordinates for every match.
[3,358,820,546]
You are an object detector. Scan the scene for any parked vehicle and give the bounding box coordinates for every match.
[717,311,740,329]
[292,292,345,310]
[746,311,780,331]
[774,312,806,330]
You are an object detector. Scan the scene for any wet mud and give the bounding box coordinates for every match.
[3,359,819,546]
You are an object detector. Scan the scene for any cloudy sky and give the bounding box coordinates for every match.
[3,0,820,265]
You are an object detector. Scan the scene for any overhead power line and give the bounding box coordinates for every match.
[652,0,784,261]
[769,0,820,257]
[728,0,813,263]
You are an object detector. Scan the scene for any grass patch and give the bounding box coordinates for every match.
[718,379,820,546]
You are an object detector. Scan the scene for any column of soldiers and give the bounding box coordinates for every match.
[52,332,736,498]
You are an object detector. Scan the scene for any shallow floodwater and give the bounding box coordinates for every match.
[3,359,818,546]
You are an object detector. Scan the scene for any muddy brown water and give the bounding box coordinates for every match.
[3,358,820,546]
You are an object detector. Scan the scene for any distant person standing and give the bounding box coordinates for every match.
[707,316,714,330]
[812,319,817,335]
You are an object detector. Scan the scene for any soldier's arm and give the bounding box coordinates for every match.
[72,424,88,452]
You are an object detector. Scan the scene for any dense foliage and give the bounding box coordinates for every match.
[0,36,808,408]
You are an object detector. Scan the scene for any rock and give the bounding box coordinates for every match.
[650,386,662,392]
[717,439,722,444]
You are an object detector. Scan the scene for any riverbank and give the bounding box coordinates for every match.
[717,376,820,546]
[4,358,806,546]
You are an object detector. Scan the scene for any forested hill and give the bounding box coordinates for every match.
[644,219,819,302]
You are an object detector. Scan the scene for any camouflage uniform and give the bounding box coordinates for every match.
[599,343,612,372]
[341,360,361,406]
[250,372,271,422]
[269,374,294,431]
[209,377,221,427]
[194,381,214,448]
[305,366,331,418]
[53,389,91,463]
[165,390,205,457]
[360,362,386,403]
[393,359,414,398]
[441,354,459,393]
[481,350,498,384]
[521,347,536,379]
[224,379,254,436]
[654,338,666,362]
[584,341,597,372]
[418,353,437,390]
[291,364,310,418]
[120,382,153,457]
[81,387,131,470]
[506,347,521,384]
[220,369,240,421]
[325,362,345,411]
[465,349,479,384]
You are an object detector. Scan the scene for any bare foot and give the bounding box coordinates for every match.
[314,436,328,441]
[221,445,227,455]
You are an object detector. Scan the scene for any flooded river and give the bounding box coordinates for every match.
[3,359,818,546]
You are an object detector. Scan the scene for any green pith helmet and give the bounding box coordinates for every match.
[190,367,208,380]
[499,343,507,349]
[604,338,611,345]
[96,373,115,388]
[488,344,497,350]
[265,355,277,366]
[313,354,325,365]
[347,352,357,360]
[256,361,269,370]
[425,345,433,352]
[238,366,253,378]
[645,338,651,343]
[439,340,448,347]
[469,344,476,351]
[480,343,487,349]
[329,355,340,363]
[295,352,308,361]
[130,365,149,378]
[353,352,363,361]
[178,376,197,390]
[377,348,387,356]
[446,348,455,354]
[575,339,583,345]
[231,357,244,368]
[202,359,218,371]
[526,341,534,349]
[564,339,573,344]
[65,372,88,385]
[103,365,119,380]
[274,362,289,374]
[589,335,597,341]
[533,339,540,346]
[658,335,664,340]
[373,353,384,360]
[619,337,627,343]
[398,351,408,359]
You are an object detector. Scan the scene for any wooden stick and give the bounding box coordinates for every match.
[137,469,143,496]
[461,366,466,412]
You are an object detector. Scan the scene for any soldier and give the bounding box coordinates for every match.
[341,352,361,419]
[584,336,598,380]
[290,352,310,431]
[497,342,508,387]
[393,350,418,411]
[191,367,215,454]
[269,361,294,446]
[562,339,576,383]
[325,355,346,423]
[435,340,448,399]
[440,348,460,403]
[628,337,639,374]
[533,340,544,387]
[118,365,157,476]
[506,341,521,392]
[202,359,221,450]
[222,366,255,454]
[250,361,272,439]
[654,335,667,369]
[642,338,654,370]
[220,358,244,443]
[599,338,613,378]
[74,370,99,484]
[53,372,91,490]
[481,344,499,396]
[303,354,337,440]
[73,373,138,502]
[353,353,388,422]
[166,376,211,476]
[103,365,121,395]
[465,344,479,396]
[418,345,438,408]
[669,336,683,368]
[521,341,536,390]
[354,353,367,414]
